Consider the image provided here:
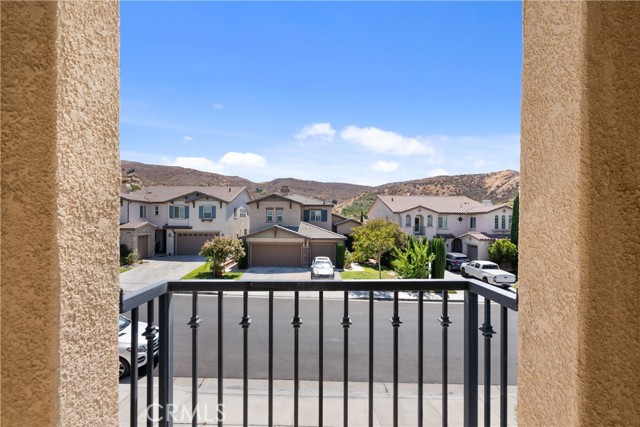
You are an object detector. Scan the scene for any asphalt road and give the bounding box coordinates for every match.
[133,293,518,385]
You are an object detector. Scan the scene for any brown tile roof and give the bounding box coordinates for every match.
[119,221,157,230]
[121,186,247,203]
[248,193,333,207]
[244,222,346,241]
[459,232,510,241]
[376,195,510,214]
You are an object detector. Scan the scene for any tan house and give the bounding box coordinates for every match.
[331,212,362,236]
[367,195,513,260]
[120,186,251,257]
[245,192,346,267]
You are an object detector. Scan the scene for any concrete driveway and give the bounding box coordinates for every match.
[120,255,205,293]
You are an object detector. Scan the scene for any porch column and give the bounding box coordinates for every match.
[520,1,640,425]
[1,1,120,425]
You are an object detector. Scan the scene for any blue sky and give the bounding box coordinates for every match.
[121,1,522,186]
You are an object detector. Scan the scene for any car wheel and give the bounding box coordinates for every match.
[482,277,488,283]
[119,357,131,380]
[461,269,468,278]
[446,264,451,271]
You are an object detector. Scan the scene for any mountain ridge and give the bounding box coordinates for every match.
[121,160,519,216]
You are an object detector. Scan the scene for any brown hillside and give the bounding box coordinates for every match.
[121,161,519,211]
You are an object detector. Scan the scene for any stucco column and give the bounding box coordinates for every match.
[1,1,120,425]
[520,1,640,425]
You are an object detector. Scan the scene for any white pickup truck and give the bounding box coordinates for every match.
[460,260,516,286]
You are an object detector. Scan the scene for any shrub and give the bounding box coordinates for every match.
[124,251,139,266]
[199,236,246,276]
[120,244,132,266]
[344,250,353,269]
[392,236,434,279]
[488,238,518,270]
[335,243,346,269]
[430,238,446,279]
[237,239,249,269]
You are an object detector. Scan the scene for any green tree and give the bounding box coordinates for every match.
[335,243,346,269]
[392,235,435,279]
[199,236,246,276]
[510,193,519,246]
[351,218,406,279]
[488,238,518,270]
[430,238,446,279]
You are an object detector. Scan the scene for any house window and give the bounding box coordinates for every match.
[427,215,433,227]
[233,207,237,218]
[501,215,506,230]
[405,215,411,227]
[199,205,216,220]
[437,216,448,228]
[276,208,284,223]
[169,205,189,219]
[139,205,146,218]
[244,228,247,235]
[154,206,159,216]
[266,208,274,223]
[508,215,512,230]
[495,215,499,229]
[310,209,322,222]
[470,217,477,229]
[239,208,247,218]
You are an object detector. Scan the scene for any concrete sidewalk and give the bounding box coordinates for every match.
[119,377,518,426]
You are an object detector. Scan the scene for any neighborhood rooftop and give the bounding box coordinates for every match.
[376,195,508,214]
[121,185,247,203]
[248,192,333,206]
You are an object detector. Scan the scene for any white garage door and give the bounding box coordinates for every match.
[176,233,217,255]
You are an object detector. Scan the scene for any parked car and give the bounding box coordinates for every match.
[460,260,516,286]
[445,252,469,271]
[311,256,335,279]
[118,315,159,379]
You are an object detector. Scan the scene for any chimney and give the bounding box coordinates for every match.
[482,199,492,206]
[280,185,290,195]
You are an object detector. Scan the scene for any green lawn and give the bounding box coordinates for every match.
[340,264,396,280]
[119,266,132,273]
[181,262,243,280]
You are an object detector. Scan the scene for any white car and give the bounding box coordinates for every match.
[118,315,159,379]
[311,256,335,279]
[460,260,516,286]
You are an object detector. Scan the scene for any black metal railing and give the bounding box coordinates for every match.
[119,279,518,427]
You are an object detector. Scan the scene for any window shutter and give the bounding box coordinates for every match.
[199,206,204,219]
[303,210,309,221]
[212,206,216,219]
[321,210,327,222]
[185,206,190,219]
[169,207,174,219]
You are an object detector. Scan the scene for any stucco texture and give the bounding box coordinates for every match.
[520,1,640,426]
[1,1,120,426]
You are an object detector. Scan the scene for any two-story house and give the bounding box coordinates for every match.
[366,195,513,260]
[119,186,251,258]
[244,188,346,267]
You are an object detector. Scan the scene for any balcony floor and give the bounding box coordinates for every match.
[119,377,518,426]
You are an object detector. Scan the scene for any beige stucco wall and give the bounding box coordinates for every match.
[520,1,640,425]
[1,1,120,426]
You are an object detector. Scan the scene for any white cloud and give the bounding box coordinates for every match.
[212,102,224,110]
[370,160,399,173]
[165,152,266,175]
[340,126,436,156]
[428,168,449,177]
[295,122,336,142]
[473,159,486,168]
[183,136,193,142]
[219,152,267,168]
[169,156,225,173]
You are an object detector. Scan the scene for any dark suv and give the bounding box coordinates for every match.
[445,252,469,271]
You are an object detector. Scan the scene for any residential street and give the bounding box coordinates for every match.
[132,293,518,385]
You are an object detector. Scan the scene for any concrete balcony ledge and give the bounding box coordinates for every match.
[119,377,518,426]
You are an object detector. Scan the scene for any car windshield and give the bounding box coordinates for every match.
[314,261,331,268]
[119,316,131,331]
[482,264,499,270]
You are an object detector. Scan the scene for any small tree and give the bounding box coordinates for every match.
[199,236,246,276]
[351,218,406,279]
[392,235,435,279]
[510,193,519,246]
[430,238,446,279]
[488,238,518,270]
[335,243,346,269]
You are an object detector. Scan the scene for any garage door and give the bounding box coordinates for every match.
[137,235,149,259]
[310,243,336,264]
[251,244,302,267]
[176,233,217,255]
